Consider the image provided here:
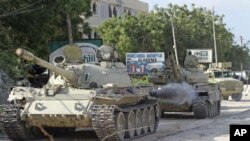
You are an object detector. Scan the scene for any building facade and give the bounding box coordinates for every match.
[83,0,149,39]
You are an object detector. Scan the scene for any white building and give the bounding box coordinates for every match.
[82,0,149,39]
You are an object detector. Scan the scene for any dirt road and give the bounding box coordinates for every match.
[1,94,250,141]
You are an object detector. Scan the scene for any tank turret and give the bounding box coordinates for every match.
[168,51,208,84]
[16,48,75,83]
[15,46,132,89]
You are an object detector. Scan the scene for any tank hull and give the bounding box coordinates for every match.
[153,83,221,119]
[1,87,160,141]
[21,93,150,128]
[22,99,92,128]
[159,100,191,112]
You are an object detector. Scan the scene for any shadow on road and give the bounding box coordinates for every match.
[221,105,250,110]
[47,131,98,141]
[161,112,194,119]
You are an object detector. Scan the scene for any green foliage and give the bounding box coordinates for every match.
[98,4,250,69]
[98,12,171,60]
[131,75,150,86]
[0,0,91,77]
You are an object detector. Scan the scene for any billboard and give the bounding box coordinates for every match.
[126,52,165,74]
[48,39,103,63]
[187,49,212,63]
[212,62,232,68]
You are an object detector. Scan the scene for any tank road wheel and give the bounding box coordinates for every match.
[148,107,156,132]
[135,110,142,136]
[222,96,229,100]
[115,112,126,140]
[142,108,149,134]
[193,96,209,119]
[125,111,136,138]
[231,93,243,101]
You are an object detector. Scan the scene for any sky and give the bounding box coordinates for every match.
[140,0,250,45]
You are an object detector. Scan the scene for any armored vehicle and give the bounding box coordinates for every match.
[233,70,249,84]
[206,68,244,101]
[0,45,159,141]
[149,52,221,119]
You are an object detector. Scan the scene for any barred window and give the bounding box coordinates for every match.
[109,5,112,17]
[113,6,117,17]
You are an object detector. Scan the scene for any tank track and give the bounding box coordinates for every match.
[92,100,159,141]
[193,96,220,119]
[0,104,32,141]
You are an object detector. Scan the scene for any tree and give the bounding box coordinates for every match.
[98,12,172,60]
[98,4,249,69]
[0,0,91,77]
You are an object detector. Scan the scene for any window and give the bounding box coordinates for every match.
[92,2,97,14]
[109,5,112,17]
[214,71,223,78]
[223,71,233,78]
[94,32,98,39]
[113,6,117,17]
[128,10,131,16]
[88,32,91,39]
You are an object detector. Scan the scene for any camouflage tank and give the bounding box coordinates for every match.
[0,45,160,141]
[149,52,221,119]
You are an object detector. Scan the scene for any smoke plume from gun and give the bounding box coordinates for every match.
[150,82,197,105]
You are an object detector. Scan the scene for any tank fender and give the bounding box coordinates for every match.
[7,87,34,102]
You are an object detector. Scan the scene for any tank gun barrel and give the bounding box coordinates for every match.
[168,52,181,82]
[15,48,75,82]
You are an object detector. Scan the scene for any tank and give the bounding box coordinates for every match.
[149,52,221,119]
[0,45,160,141]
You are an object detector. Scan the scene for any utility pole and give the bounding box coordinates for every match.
[240,36,243,46]
[66,13,73,45]
[212,7,218,66]
[171,12,179,66]
[240,36,243,73]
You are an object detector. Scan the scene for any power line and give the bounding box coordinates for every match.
[0,0,42,18]
[1,6,43,17]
